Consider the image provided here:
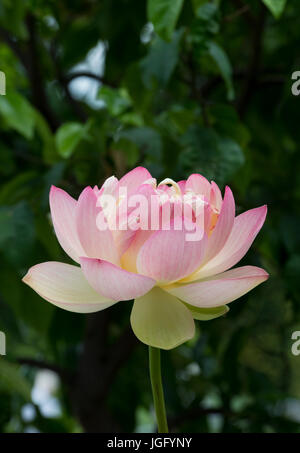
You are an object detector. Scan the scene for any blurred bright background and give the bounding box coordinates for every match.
[0,0,300,433]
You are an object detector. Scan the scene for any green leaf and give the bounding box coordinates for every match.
[207,41,234,101]
[0,91,35,139]
[55,122,90,158]
[184,302,229,321]
[116,127,162,163]
[209,104,250,148]
[217,136,245,179]
[114,138,140,166]
[98,86,131,116]
[262,0,287,19]
[41,163,65,209]
[0,171,38,205]
[0,260,54,334]
[141,30,183,87]
[195,2,219,21]
[0,143,16,177]
[0,359,31,400]
[34,110,58,163]
[147,0,184,41]
[191,0,209,13]
[125,62,154,113]
[155,106,197,138]
[0,0,28,39]
[284,254,300,297]
[0,208,13,245]
[0,202,35,267]
[120,112,145,127]
[180,126,245,185]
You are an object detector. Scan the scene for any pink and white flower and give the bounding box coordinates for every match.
[22,167,269,349]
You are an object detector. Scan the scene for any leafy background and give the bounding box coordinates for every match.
[0,0,300,433]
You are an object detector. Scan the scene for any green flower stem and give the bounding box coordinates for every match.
[148,346,169,433]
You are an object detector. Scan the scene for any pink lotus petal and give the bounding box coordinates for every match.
[165,265,269,307]
[76,187,120,265]
[99,175,119,196]
[204,186,235,262]
[186,174,211,199]
[177,180,186,194]
[118,166,152,195]
[112,228,137,258]
[118,183,157,232]
[121,229,155,273]
[22,262,116,313]
[210,181,222,210]
[184,205,267,281]
[158,184,171,193]
[203,200,213,235]
[49,186,86,263]
[114,183,157,256]
[80,257,156,301]
[136,223,207,284]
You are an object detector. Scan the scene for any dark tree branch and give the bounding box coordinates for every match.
[25,15,60,131]
[0,26,29,69]
[201,70,285,98]
[230,0,256,25]
[0,20,60,131]
[49,42,88,122]
[104,327,138,393]
[0,20,85,128]
[70,310,139,432]
[65,71,117,88]
[17,315,138,433]
[224,4,250,23]
[237,6,267,117]
[60,75,89,122]
[17,357,73,384]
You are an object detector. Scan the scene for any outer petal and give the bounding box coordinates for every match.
[22,262,116,313]
[185,174,211,199]
[165,266,269,308]
[118,166,152,195]
[76,187,120,265]
[183,205,267,281]
[49,186,86,263]
[177,180,186,194]
[184,303,229,321]
[80,257,155,301]
[203,186,235,262]
[136,225,207,284]
[130,287,195,350]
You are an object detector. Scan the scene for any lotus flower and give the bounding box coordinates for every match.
[22,167,268,350]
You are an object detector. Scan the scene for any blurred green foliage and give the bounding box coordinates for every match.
[0,0,300,433]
